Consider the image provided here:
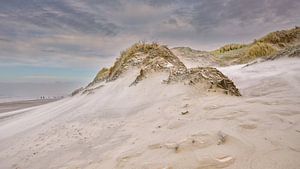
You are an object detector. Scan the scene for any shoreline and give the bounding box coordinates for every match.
[0,99,60,114]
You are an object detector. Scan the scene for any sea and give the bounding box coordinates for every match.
[0,82,84,103]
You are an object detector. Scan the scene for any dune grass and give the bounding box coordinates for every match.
[211,27,299,65]
[257,27,300,46]
[236,42,277,63]
[108,42,161,80]
[93,42,183,82]
[93,67,110,82]
[247,42,277,57]
[91,27,299,81]
[215,44,247,54]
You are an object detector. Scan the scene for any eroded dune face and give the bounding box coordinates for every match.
[0,52,300,168]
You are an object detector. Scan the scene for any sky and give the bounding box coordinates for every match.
[0,0,299,86]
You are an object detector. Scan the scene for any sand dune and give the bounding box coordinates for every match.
[0,58,299,169]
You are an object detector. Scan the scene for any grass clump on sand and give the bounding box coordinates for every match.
[108,42,160,80]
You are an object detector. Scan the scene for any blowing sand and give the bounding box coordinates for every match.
[0,58,299,169]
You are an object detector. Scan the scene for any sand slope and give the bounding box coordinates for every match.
[0,58,300,169]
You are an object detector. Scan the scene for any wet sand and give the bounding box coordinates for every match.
[0,99,59,113]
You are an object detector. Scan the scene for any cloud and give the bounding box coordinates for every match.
[0,0,121,36]
[0,0,299,76]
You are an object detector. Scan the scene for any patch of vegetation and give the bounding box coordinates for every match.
[107,42,186,81]
[247,42,277,57]
[91,42,185,83]
[71,87,83,96]
[90,27,299,85]
[237,42,277,63]
[211,46,248,66]
[108,42,160,80]
[93,67,110,82]
[257,27,300,46]
[216,44,247,53]
[211,27,299,65]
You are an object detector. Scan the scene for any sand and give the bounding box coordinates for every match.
[0,58,299,169]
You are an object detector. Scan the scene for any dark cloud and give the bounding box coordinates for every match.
[0,0,120,36]
[164,18,178,26]
[0,38,11,42]
[172,0,300,33]
[0,0,299,70]
[144,0,176,6]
